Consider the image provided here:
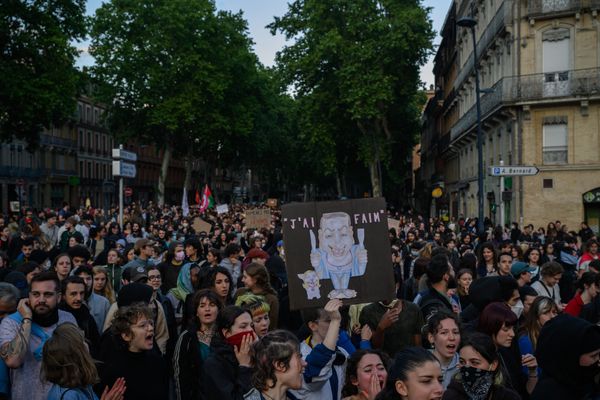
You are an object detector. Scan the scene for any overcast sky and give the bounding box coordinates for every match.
[80,0,448,87]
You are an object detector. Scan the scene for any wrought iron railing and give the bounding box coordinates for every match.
[40,134,77,149]
[455,1,513,91]
[528,0,581,17]
[450,67,600,140]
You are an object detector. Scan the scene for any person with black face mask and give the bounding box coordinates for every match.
[0,272,76,400]
[531,313,600,400]
[443,332,520,400]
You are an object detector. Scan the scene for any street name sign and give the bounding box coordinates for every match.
[489,166,539,177]
[112,148,138,162]
[112,161,137,178]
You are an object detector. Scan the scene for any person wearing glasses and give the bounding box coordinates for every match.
[97,303,168,400]
[145,266,177,359]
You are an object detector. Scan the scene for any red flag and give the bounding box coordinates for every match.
[199,185,215,213]
[195,188,201,205]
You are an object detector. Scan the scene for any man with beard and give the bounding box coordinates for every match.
[73,266,110,334]
[418,253,457,320]
[59,276,100,355]
[0,272,76,400]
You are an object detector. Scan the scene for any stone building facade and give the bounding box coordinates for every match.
[421,0,600,231]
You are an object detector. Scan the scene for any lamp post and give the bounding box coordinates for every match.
[457,12,484,235]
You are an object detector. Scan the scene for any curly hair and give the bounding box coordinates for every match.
[251,330,300,391]
[111,303,154,347]
[42,323,98,388]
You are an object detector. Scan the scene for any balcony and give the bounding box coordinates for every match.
[40,134,77,149]
[0,166,44,178]
[450,67,600,140]
[528,0,600,19]
[455,1,513,91]
[451,79,509,140]
[508,68,600,101]
[528,0,580,18]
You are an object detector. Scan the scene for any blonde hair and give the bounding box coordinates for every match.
[42,323,98,388]
[93,266,116,303]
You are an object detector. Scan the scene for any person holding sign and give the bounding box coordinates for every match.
[291,299,348,400]
[309,212,368,299]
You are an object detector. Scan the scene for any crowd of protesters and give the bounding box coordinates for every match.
[0,201,599,400]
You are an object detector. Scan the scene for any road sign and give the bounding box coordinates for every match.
[112,161,137,178]
[124,187,133,197]
[489,165,539,177]
[112,148,137,162]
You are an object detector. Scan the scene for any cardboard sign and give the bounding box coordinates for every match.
[388,218,400,234]
[282,197,395,310]
[216,204,229,214]
[192,218,212,234]
[246,208,271,229]
[9,202,20,213]
[267,198,278,208]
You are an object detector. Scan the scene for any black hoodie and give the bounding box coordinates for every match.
[532,314,600,400]
[201,336,252,400]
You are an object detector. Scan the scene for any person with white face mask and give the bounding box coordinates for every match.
[157,242,186,294]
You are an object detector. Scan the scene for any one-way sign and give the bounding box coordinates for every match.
[489,165,539,176]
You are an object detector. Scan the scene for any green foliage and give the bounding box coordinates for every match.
[90,0,260,159]
[0,0,87,147]
[270,0,434,194]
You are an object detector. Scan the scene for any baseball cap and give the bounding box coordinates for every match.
[129,266,148,283]
[511,261,535,278]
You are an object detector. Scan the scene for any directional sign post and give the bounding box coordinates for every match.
[112,145,137,229]
[112,161,137,178]
[489,163,539,226]
[488,165,539,177]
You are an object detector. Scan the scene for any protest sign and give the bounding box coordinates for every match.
[216,204,229,214]
[9,202,20,213]
[245,208,271,229]
[192,218,212,234]
[282,197,394,310]
[388,218,400,234]
[267,198,278,208]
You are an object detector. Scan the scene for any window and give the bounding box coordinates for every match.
[542,28,570,97]
[86,106,92,122]
[87,162,92,179]
[79,161,84,177]
[543,122,567,164]
[79,129,84,150]
[543,179,554,189]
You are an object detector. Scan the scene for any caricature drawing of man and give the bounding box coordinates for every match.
[309,212,368,299]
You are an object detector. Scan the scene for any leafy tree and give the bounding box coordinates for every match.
[270,0,434,197]
[90,0,259,205]
[0,0,86,146]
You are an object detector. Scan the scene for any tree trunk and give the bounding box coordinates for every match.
[157,143,172,207]
[184,152,193,192]
[369,160,382,197]
[336,174,343,198]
